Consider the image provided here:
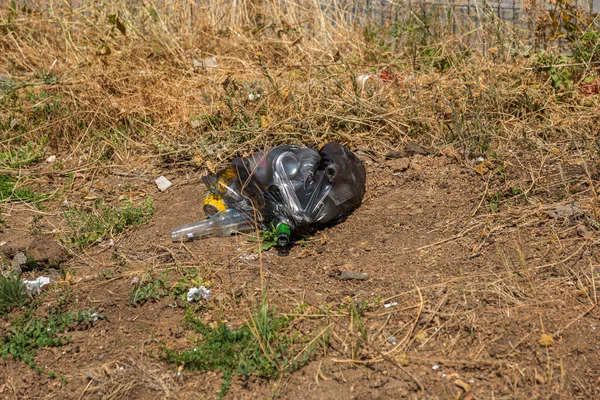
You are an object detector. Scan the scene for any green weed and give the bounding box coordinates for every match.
[171,268,207,300]
[129,268,208,306]
[0,308,102,368]
[129,271,170,306]
[486,185,522,213]
[63,197,153,248]
[163,299,313,398]
[0,272,28,315]
[0,141,45,169]
[0,175,42,203]
[248,225,279,252]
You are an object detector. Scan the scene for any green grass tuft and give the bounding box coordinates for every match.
[163,299,313,398]
[63,197,153,248]
[0,175,41,203]
[129,268,208,306]
[0,308,102,368]
[0,272,28,315]
[0,141,45,169]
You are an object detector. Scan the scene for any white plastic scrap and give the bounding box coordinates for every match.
[24,276,51,294]
[384,302,398,308]
[187,286,211,302]
[46,155,56,163]
[432,364,440,371]
[155,176,172,192]
[193,56,218,70]
[240,253,259,261]
[357,74,374,86]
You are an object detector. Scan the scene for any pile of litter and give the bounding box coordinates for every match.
[171,142,366,247]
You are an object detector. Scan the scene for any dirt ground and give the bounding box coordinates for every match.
[1,148,599,399]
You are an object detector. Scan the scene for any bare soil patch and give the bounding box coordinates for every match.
[2,149,599,399]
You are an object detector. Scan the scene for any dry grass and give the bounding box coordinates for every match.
[1,0,598,166]
[2,0,600,398]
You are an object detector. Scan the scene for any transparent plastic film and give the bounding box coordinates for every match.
[271,151,334,225]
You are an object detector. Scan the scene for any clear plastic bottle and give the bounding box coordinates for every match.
[171,209,254,242]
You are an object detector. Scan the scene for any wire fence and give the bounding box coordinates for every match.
[323,0,600,26]
[310,0,600,51]
[4,0,599,52]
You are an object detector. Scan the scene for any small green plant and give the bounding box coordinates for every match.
[163,298,313,398]
[486,185,522,213]
[130,268,208,305]
[129,271,170,306]
[0,272,28,315]
[0,175,41,203]
[0,141,45,169]
[248,225,279,252]
[535,50,573,90]
[63,197,153,247]
[572,30,600,64]
[171,268,207,300]
[0,308,102,368]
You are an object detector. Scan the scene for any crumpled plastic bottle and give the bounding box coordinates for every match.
[171,142,366,246]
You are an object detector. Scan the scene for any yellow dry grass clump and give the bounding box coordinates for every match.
[1,0,598,171]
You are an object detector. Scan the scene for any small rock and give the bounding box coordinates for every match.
[306,291,327,305]
[432,364,440,370]
[215,292,228,302]
[338,270,369,281]
[155,176,172,192]
[11,251,27,272]
[190,119,206,129]
[387,335,397,344]
[385,150,406,159]
[395,352,410,366]
[389,157,410,173]
[12,251,27,265]
[404,143,430,156]
[576,224,590,238]
[547,204,584,220]
[47,268,62,282]
[27,236,67,268]
[488,337,518,357]
[45,155,56,163]
[170,326,185,339]
[535,371,546,384]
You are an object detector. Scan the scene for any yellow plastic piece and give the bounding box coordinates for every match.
[203,192,227,216]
